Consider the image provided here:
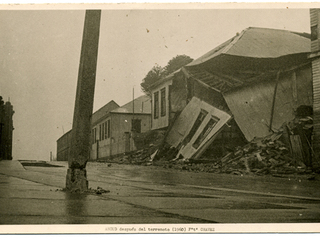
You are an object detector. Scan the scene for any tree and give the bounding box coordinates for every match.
[164,54,193,75]
[140,55,193,95]
[140,64,165,95]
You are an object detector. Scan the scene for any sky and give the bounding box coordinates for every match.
[0,6,312,161]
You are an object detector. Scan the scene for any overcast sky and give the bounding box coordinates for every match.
[0,7,311,160]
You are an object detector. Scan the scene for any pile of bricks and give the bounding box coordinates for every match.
[156,116,315,177]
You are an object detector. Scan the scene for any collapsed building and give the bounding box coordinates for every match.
[149,27,315,169]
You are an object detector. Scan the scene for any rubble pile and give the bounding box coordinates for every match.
[99,114,316,178]
[217,136,309,176]
[157,115,315,176]
[153,136,310,176]
[98,129,165,165]
[132,129,165,150]
[119,147,157,166]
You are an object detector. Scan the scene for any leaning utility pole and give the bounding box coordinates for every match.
[66,10,101,191]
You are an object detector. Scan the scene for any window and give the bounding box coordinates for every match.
[160,87,166,117]
[193,116,219,149]
[101,122,105,140]
[107,119,111,138]
[91,129,94,144]
[154,91,159,119]
[132,119,141,133]
[184,109,208,143]
[99,124,102,141]
[104,121,108,139]
[92,128,97,144]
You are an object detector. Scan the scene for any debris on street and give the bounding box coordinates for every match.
[153,114,315,177]
[106,114,317,178]
[94,186,110,195]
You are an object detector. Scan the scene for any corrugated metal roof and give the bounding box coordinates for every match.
[187,27,310,67]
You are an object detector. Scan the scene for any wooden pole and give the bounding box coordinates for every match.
[66,10,101,191]
[269,71,281,132]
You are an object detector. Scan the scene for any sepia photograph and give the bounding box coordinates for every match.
[0,2,320,234]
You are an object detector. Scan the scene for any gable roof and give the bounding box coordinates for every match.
[91,100,120,125]
[187,27,310,67]
[182,27,311,93]
[111,95,151,114]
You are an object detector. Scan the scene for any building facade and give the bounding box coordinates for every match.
[91,111,151,160]
[57,95,152,161]
[56,129,72,162]
[90,95,151,160]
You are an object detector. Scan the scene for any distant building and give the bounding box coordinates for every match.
[0,96,14,160]
[90,95,151,160]
[56,100,119,162]
[56,95,152,161]
[56,129,72,162]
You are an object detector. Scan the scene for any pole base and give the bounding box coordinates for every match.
[66,168,88,192]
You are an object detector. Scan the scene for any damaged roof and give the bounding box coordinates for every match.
[183,27,311,93]
[187,27,310,67]
[149,27,311,93]
[180,27,313,143]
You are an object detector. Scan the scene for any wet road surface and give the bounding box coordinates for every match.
[0,160,320,225]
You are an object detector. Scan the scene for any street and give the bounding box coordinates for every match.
[0,160,320,226]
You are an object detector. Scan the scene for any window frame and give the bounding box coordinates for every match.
[160,87,166,117]
[131,118,142,133]
[184,109,208,144]
[107,119,111,139]
[192,116,219,149]
[154,91,159,119]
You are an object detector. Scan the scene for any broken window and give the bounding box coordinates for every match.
[193,116,219,149]
[132,119,141,133]
[184,109,208,144]
[154,91,159,119]
[160,87,166,117]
